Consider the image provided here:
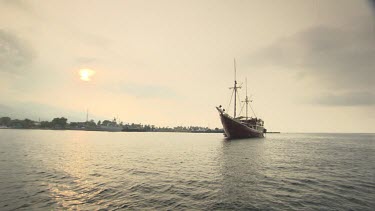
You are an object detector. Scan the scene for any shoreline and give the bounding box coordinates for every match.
[0,127,224,134]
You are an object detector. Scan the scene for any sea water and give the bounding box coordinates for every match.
[0,130,374,210]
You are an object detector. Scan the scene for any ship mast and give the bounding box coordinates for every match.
[245,78,249,120]
[234,59,237,118]
[231,58,241,118]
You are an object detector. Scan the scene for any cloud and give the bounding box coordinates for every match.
[0,0,31,11]
[0,30,34,73]
[247,16,375,90]
[74,57,99,65]
[111,82,180,99]
[311,91,375,106]
[369,0,375,11]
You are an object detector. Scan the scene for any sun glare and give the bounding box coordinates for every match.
[79,69,95,81]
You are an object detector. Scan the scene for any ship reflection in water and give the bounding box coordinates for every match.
[0,130,373,210]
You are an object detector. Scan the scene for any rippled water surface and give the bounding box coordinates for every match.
[0,130,374,210]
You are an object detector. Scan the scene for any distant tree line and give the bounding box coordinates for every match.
[0,117,35,128]
[0,116,68,129]
[0,116,223,133]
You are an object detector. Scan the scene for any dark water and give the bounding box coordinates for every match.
[0,130,374,210]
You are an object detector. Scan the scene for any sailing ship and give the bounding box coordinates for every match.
[216,59,266,139]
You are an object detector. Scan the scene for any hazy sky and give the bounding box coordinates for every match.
[0,0,374,132]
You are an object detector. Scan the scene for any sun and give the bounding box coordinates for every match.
[79,68,95,81]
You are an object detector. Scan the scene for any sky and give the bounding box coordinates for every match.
[0,0,374,132]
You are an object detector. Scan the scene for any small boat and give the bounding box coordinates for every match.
[216,59,266,139]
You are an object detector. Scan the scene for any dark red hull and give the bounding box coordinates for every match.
[219,113,264,139]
